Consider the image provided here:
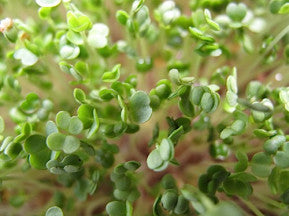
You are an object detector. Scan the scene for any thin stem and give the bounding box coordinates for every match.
[139,37,149,58]
[246,23,289,78]
[254,193,286,209]
[240,198,264,216]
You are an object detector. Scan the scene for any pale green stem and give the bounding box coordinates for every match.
[240,197,264,216]
[246,23,289,77]
[254,193,286,209]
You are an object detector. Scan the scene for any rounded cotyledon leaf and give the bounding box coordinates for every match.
[129,91,152,124]
[63,135,80,154]
[251,152,272,178]
[159,138,174,161]
[35,0,61,7]
[147,149,164,170]
[24,134,47,154]
[106,201,126,216]
[46,132,66,151]
[68,116,83,135]
[45,206,63,216]
[14,48,38,66]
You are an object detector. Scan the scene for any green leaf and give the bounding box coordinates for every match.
[274,151,289,168]
[278,171,289,192]
[60,45,80,60]
[124,161,141,171]
[35,0,61,7]
[188,27,215,43]
[161,189,178,211]
[270,0,285,14]
[253,129,277,138]
[116,10,129,25]
[190,86,205,105]
[227,70,238,93]
[251,152,272,178]
[68,116,83,135]
[226,2,247,22]
[220,128,234,139]
[174,195,189,215]
[204,9,220,31]
[231,120,246,134]
[153,195,163,216]
[179,86,195,117]
[87,23,109,48]
[87,109,100,139]
[73,88,86,104]
[56,111,71,130]
[46,121,58,136]
[159,138,174,161]
[29,150,51,170]
[63,135,80,154]
[200,92,214,113]
[161,174,177,190]
[77,104,94,129]
[4,142,22,159]
[46,132,66,151]
[268,167,281,194]
[14,48,38,66]
[230,172,257,183]
[147,149,164,170]
[129,91,152,124]
[169,126,184,144]
[24,134,47,154]
[67,11,92,32]
[263,135,286,155]
[66,30,83,45]
[234,151,248,172]
[45,206,63,216]
[106,201,126,216]
[281,189,289,204]
[223,178,252,198]
[102,64,121,83]
[279,3,289,14]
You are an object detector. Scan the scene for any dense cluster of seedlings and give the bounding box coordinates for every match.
[1,0,289,215]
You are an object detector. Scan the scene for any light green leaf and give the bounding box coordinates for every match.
[226,2,247,22]
[102,64,121,83]
[106,201,126,216]
[46,206,63,216]
[274,151,289,168]
[129,91,152,124]
[251,152,272,178]
[87,109,99,139]
[147,149,164,170]
[279,3,289,14]
[67,11,92,32]
[159,138,174,161]
[204,9,220,31]
[46,132,66,151]
[66,30,84,45]
[35,0,61,7]
[14,48,38,66]
[68,116,83,135]
[200,92,214,113]
[188,27,215,43]
[87,23,109,48]
[56,111,71,130]
[63,135,80,153]
[60,45,80,59]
